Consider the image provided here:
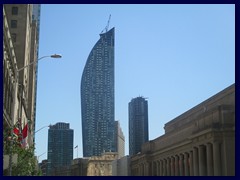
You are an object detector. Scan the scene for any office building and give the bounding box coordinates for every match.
[129,97,149,156]
[130,84,235,176]
[47,122,74,175]
[81,28,115,157]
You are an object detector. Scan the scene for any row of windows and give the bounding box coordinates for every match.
[10,7,18,44]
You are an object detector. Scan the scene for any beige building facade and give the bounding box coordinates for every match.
[112,155,130,176]
[70,158,89,176]
[115,121,125,158]
[4,4,31,147]
[3,4,40,173]
[131,84,235,176]
[87,152,118,176]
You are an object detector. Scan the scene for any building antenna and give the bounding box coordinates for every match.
[101,14,111,34]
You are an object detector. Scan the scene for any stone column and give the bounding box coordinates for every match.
[145,162,149,176]
[213,142,221,176]
[171,157,175,176]
[159,160,163,176]
[179,154,184,176]
[155,160,159,176]
[143,163,146,176]
[193,147,199,176]
[206,143,214,176]
[163,159,167,176]
[199,145,207,176]
[184,153,189,176]
[138,164,140,176]
[175,155,179,176]
[167,158,170,176]
[152,161,157,176]
[189,151,194,176]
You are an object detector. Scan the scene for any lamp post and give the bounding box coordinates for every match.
[35,125,51,134]
[34,124,50,162]
[38,152,46,162]
[8,54,62,176]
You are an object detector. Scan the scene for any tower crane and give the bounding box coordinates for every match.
[101,14,111,34]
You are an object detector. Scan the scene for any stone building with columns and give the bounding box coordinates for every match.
[87,152,118,176]
[130,84,235,176]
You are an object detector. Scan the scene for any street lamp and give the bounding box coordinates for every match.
[9,54,62,176]
[34,125,51,134]
[37,152,46,162]
[17,54,62,72]
[34,124,50,161]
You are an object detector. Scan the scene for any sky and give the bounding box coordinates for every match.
[35,4,235,162]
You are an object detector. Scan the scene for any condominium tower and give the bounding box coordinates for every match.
[81,28,115,157]
[129,97,149,156]
[47,122,73,175]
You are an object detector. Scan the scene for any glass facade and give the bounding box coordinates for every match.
[129,97,149,156]
[81,28,115,157]
[47,122,73,175]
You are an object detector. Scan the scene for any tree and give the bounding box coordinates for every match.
[3,126,42,176]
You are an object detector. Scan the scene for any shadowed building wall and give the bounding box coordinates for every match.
[131,84,235,176]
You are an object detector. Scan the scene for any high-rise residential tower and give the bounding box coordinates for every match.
[129,97,149,156]
[47,122,73,175]
[81,28,115,157]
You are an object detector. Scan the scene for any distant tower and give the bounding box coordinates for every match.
[129,97,149,156]
[47,122,73,175]
[115,121,125,158]
[81,27,115,157]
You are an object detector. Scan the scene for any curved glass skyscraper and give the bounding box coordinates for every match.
[81,28,115,157]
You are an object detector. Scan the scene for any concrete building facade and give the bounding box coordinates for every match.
[115,121,125,158]
[130,84,235,176]
[3,4,41,172]
[70,158,89,176]
[87,152,118,176]
[3,6,19,135]
[4,4,41,148]
[112,155,131,176]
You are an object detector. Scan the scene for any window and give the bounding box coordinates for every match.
[12,7,18,15]
[11,33,16,42]
[11,20,17,28]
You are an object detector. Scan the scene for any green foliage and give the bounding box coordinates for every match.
[3,127,42,176]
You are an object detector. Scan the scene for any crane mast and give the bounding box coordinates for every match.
[101,14,111,34]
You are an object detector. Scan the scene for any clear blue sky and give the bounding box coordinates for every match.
[35,4,235,162]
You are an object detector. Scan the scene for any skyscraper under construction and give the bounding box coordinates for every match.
[81,27,115,157]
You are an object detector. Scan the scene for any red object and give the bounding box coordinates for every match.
[22,123,28,139]
[13,127,19,136]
